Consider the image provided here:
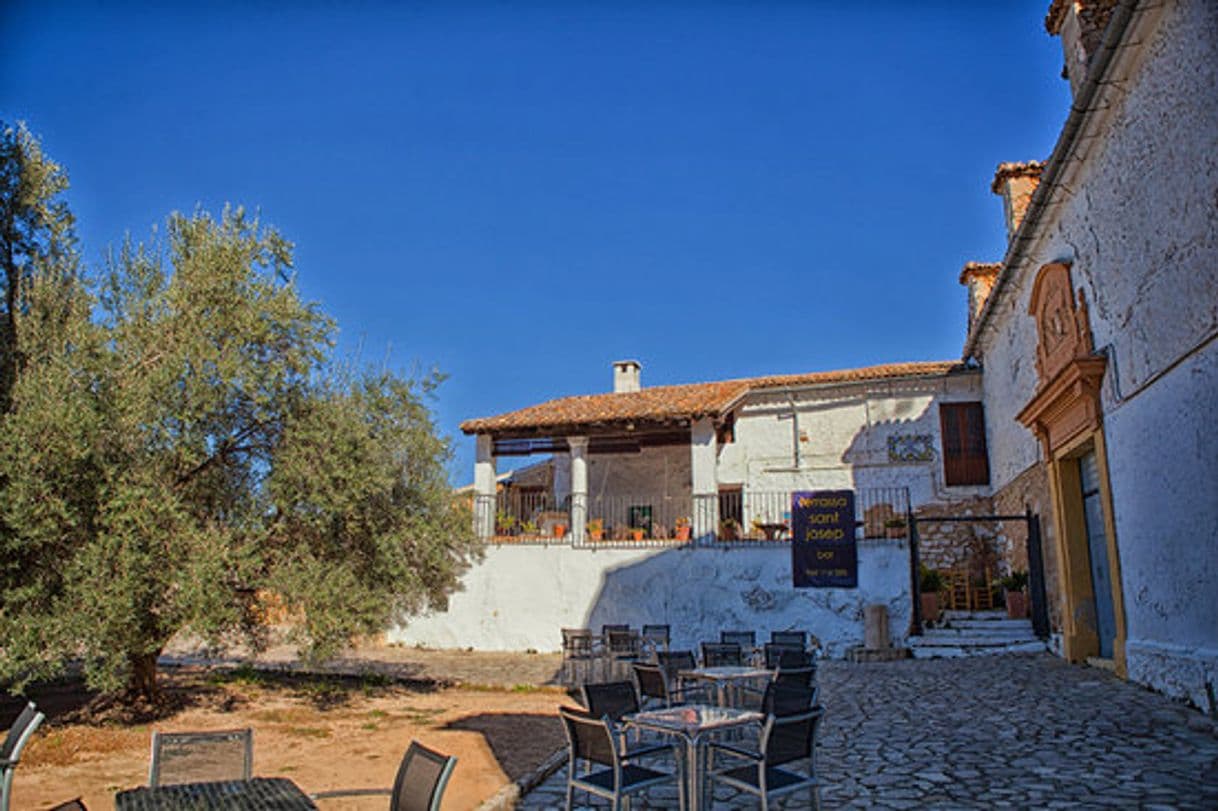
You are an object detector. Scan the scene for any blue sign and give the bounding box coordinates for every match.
[791,490,858,588]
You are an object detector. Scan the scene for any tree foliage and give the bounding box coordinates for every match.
[0,123,478,699]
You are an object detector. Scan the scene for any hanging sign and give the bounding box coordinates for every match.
[791,490,858,588]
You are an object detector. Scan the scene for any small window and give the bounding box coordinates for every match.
[717,413,736,445]
[940,402,990,486]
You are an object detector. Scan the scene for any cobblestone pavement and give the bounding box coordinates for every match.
[520,654,1218,809]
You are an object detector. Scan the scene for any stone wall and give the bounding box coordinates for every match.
[388,539,912,658]
[991,462,1061,631]
[912,497,998,573]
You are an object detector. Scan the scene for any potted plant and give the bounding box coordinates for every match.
[495,512,517,536]
[520,519,538,536]
[674,516,692,541]
[631,523,647,541]
[587,518,604,541]
[719,517,740,541]
[919,565,944,626]
[552,523,567,539]
[999,570,1029,618]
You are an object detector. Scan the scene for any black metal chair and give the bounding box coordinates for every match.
[559,706,683,811]
[641,624,670,656]
[770,630,809,649]
[605,629,642,680]
[709,707,825,809]
[721,630,756,648]
[764,643,812,669]
[561,628,596,685]
[656,649,696,678]
[2,700,45,811]
[581,680,669,759]
[632,662,709,709]
[773,666,816,689]
[148,728,253,788]
[312,740,457,811]
[701,641,743,667]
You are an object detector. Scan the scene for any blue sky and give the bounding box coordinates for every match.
[1,2,1069,481]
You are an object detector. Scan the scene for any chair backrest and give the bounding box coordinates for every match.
[581,681,639,721]
[720,630,756,648]
[559,706,618,769]
[762,682,817,718]
[760,707,823,768]
[773,666,816,689]
[2,701,44,766]
[771,630,808,648]
[389,741,457,811]
[601,624,630,637]
[656,650,696,680]
[631,663,671,705]
[701,642,742,667]
[148,728,253,787]
[641,624,670,645]
[606,629,640,657]
[764,643,810,669]
[562,628,595,657]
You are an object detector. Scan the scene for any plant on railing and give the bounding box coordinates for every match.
[719,517,741,541]
[520,519,539,536]
[587,518,604,541]
[674,516,691,541]
[495,512,518,536]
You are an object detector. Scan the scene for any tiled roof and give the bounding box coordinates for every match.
[461,360,966,435]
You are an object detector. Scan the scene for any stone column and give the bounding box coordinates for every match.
[568,436,589,543]
[474,434,497,539]
[690,417,719,541]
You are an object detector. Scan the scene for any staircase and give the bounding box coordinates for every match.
[909,610,1046,658]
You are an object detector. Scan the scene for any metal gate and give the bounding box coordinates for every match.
[908,508,1050,639]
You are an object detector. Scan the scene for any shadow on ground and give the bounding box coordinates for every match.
[445,712,565,782]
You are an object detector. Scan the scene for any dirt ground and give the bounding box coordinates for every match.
[4,646,570,811]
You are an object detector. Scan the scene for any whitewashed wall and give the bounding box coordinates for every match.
[388,539,912,659]
[718,373,988,507]
[975,0,1218,709]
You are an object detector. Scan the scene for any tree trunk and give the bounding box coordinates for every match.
[128,651,161,701]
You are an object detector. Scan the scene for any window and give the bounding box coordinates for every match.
[939,402,990,486]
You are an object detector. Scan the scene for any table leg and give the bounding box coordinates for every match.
[686,737,701,811]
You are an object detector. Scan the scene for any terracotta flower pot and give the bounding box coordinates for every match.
[675,525,691,541]
[920,592,941,625]
[631,529,645,541]
[1006,590,1028,619]
[552,524,566,538]
[589,529,603,541]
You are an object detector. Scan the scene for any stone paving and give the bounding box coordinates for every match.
[521,654,1218,809]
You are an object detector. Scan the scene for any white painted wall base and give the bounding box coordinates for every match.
[388,540,912,659]
[1125,638,1218,716]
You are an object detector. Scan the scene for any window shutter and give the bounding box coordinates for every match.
[940,402,991,486]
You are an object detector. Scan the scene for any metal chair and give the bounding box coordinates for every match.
[148,728,253,788]
[561,628,596,685]
[312,740,457,811]
[632,662,709,709]
[720,630,756,648]
[773,666,816,689]
[709,707,825,809]
[2,701,45,811]
[580,680,669,759]
[605,629,642,680]
[764,643,811,669]
[770,630,809,649]
[701,641,743,667]
[47,801,87,811]
[559,706,683,811]
[641,624,670,655]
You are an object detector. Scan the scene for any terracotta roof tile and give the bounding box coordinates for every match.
[460,360,966,435]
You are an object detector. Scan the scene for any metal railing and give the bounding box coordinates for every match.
[482,486,910,546]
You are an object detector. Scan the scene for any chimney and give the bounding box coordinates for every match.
[992,161,1044,240]
[612,359,641,393]
[1046,0,1119,96]
[959,262,1002,338]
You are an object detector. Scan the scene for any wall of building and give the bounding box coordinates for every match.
[975,0,1218,708]
[717,373,989,508]
[388,539,912,658]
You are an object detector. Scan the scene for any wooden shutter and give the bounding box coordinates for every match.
[940,402,991,486]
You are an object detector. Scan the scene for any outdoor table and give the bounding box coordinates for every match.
[626,704,763,811]
[679,665,773,707]
[115,777,317,810]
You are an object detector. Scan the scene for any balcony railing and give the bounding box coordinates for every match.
[484,487,910,546]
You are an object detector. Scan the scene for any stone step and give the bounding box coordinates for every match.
[942,617,1034,631]
[941,610,1017,622]
[908,639,1048,658]
[928,625,1037,639]
[911,634,1040,648]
